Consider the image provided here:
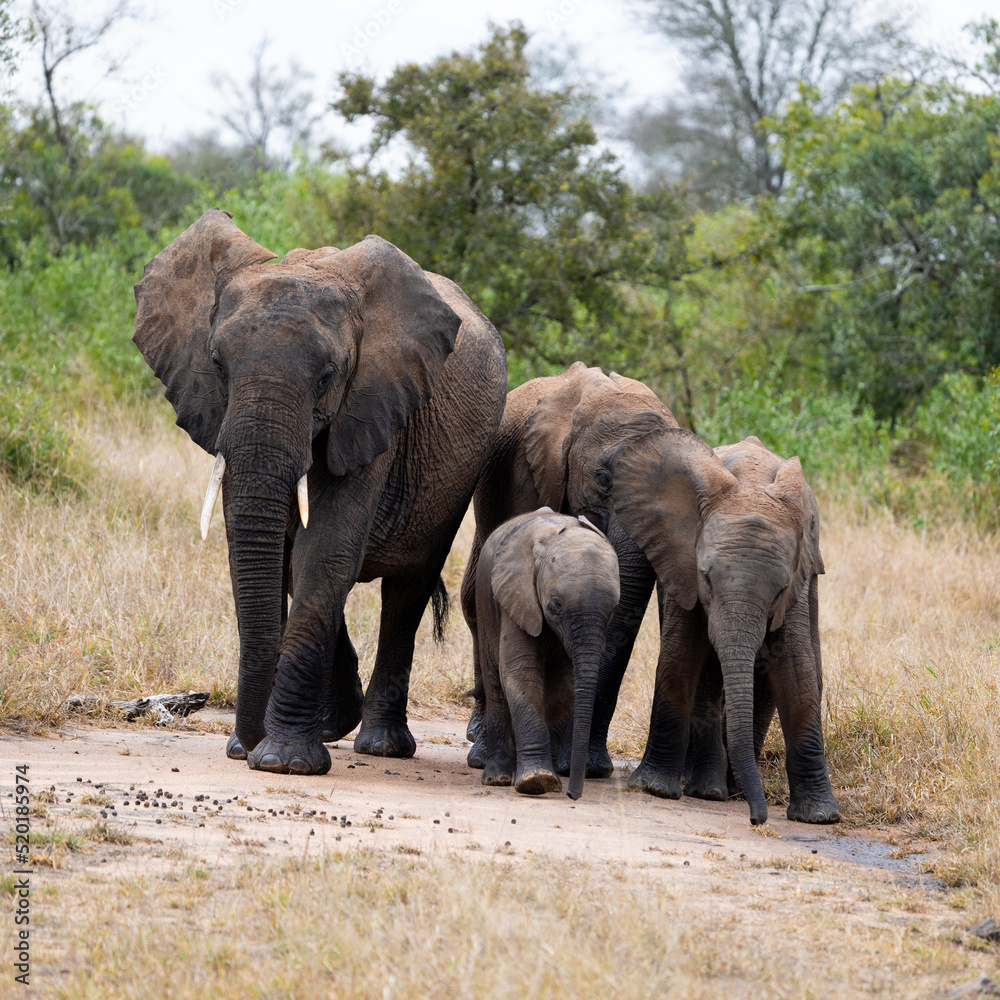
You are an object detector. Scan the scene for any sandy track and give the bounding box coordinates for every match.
[5,713,935,886]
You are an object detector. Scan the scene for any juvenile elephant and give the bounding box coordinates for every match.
[613,433,841,825]
[133,209,506,774]
[477,510,620,799]
[460,362,676,776]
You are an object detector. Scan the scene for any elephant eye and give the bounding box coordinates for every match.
[316,366,336,394]
[547,598,563,615]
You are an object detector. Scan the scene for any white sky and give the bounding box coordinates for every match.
[8,0,998,156]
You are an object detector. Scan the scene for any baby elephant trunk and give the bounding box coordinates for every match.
[566,625,607,800]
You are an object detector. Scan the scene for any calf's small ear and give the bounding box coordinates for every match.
[490,523,546,637]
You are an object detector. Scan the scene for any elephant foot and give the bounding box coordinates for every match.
[627,760,682,799]
[247,734,331,775]
[322,673,364,743]
[514,767,561,796]
[787,792,842,824]
[353,720,416,758]
[554,738,615,779]
[467,733,486,770]
[226,733,247,760]
[321,701,364,743]
[684,766,729,801]
[585,743,615,780]
[466,699,485,742]
[482,756,514,787]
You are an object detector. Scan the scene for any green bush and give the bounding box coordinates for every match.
[693,376,892,497]
[0,376,88,493]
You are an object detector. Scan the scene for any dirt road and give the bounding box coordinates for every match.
[6,713,937,880]
[5,713,997,998]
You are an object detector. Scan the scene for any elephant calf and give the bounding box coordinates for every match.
[614,433,841,825]
[476,510,620,799]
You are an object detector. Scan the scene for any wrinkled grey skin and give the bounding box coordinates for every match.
[133,210,506,775]
[476,510,620,800]
[614,433,841,825]
[461,362,675,777]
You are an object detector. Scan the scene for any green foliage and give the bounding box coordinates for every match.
[328,23,686,381]
[0,375,87,492]
[0,103,201,263]
[775,79,1000,420]
[0,17,996,529]
[693,376,892,497]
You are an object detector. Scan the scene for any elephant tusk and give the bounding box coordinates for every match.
[200,453,226,540]
[297,474,309,529]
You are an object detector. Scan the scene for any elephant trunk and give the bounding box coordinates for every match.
[711,600,769,825]
[219,390,312,751]
[566,622,608,800]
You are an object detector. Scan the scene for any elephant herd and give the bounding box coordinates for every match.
[133,210,841,826]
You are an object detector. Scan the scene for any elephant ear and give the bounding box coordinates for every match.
[490,516,564,637]
[765,457,817,629]
[133,209,278,454]
[324,236,462,476]
[522,363,605,510]
[614,429,736,611]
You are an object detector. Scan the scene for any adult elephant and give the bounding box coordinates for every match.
[133,209,507,774]
[613,432,841,825]
[461,362,676,775]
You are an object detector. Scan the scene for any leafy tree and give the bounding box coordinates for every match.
[327,23,687,382]
[0,1,197,261]
[28,0,140,157]
[0,0,23,82]
[0,104,199,259]
[775,75,1000,420]
[628,0,913,203]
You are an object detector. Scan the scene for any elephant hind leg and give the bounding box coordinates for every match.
[322,620,364,743]
[354,561,451,758]
[683,654,729,801]
[461,529,486,744]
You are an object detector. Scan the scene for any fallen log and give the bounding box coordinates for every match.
[64,691,210,725]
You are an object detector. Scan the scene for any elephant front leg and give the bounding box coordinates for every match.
[629,602,706,799]
[479,618,516,787]
[769,608,841,824]
[570,529,656,779]
[500,619,561,795]
[248,620,337,775]
[248,514,373,773]
[683,654,729,801]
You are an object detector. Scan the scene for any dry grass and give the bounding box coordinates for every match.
[29,848,992,999]
[3,397,1000,918]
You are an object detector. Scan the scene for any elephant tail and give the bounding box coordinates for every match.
[431,576,450,644]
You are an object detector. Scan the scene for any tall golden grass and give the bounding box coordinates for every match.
[2,398,999,911]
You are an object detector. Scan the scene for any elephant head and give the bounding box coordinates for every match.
[521,364,676,533]
[613,431,823,825]
[133,209,462,752]
[490,510,620,799]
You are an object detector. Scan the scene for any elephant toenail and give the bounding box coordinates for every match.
[288,756,312,774]
[256,753,288,773]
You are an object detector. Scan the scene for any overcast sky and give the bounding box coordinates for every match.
[9,0,998,156]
